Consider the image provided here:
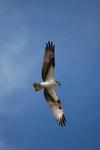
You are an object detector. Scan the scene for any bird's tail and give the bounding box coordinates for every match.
[33,83,43,91]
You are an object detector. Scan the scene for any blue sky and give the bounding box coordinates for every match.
[0,0,100,149]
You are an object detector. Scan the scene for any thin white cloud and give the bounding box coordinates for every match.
[0,140,8,150]
[0,30,39,97]
[0,139,21,150]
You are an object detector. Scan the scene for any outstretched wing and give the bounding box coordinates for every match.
[44,88,66,126]
[42,41,55,81]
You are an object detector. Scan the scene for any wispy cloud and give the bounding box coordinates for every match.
[0,140,13,150]
[0,30,39,97]
[0,139,21,150]
[0,28,40,149]
[0,140,8,150]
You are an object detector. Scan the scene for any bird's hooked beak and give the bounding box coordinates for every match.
[58,82,61,86]
[56,80,61,86]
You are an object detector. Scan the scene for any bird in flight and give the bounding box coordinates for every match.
[33,41,66,126]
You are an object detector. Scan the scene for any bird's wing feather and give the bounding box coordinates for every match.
[44,88,66,126]
[42,41,55,81]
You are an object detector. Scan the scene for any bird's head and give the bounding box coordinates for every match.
[56,80,61,86]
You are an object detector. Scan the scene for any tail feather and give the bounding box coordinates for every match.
[33,83,43,91]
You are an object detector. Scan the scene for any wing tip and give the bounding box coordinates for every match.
[58,114,67,127]
[45,41,55,51]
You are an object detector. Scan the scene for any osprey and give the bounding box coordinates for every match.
[33,41,66,126]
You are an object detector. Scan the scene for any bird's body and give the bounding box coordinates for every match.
[33,41,66,126]
[40,79,58,88]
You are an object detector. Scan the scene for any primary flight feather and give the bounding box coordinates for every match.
[33,41,66,126]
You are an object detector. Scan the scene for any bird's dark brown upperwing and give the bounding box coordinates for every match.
[42,41,55,81]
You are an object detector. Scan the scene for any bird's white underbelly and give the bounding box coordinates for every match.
[40,80,56,88]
